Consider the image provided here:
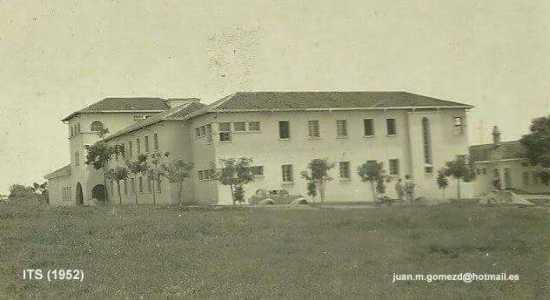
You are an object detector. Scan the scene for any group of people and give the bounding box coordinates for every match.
[394,175,416,203]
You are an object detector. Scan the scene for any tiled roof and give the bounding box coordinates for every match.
[186,91,473,118]
[44,164,71,180]
[62,98,171,121]
[469,141,526,161]
[104,101,205,141]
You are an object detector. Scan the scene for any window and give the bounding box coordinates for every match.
[200,126,207,137]
[198,171,204,181]
[77,123,81,134]
[195,127,200,137]
[422,117,432,165]
[454,117,464,135]
[137,138,141,154]
[204,169,214,180]
[117,182,120,195]
[139,177,143,193]
[251,166,264,176]
[128,141,133,157]
[75,151,79,166]
[145,136,150,153]
[219,122,231,142]
[249,122,260,131]
[386,119,396,136]
[476,168,480,175]
[279,121,290,139]
[70,126,74,137]
[147,176,152,193]
[282,164,293,182]
[308,120,320,138]
[482,168,487,175]
[156,178,162,193]
[91,121,104,132]
[124,180,128,195]
[154,133,159,150]
[364,119,374,136]
[336,120,348,138]
[339,162,350,179]
[131,178,136,194]
[389,159,400,175]
[234,122,246,131]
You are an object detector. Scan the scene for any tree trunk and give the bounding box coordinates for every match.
[319,180,325,203]
[132,174,138,205]
[117,182,122,204]
[178,180,183,205]
[230,185,235,206]
[457,179,461,201]
[152,174,156,205]
[370,181,376,201]
[103,168,109,202]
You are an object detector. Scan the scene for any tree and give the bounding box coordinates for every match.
[214,157,254,206]
[436,169,449,200]
[306,181,317,202]
[125,154,148,204]
[520,115,550,190]
[440,157,474,201]
[357,161,386,201]
[147,152,168,205]
[85,142,120,202]
[32,182,49,202]
[8,184,35,200]
[300,159,335,203]
[158,156,194,205]
[106,166,129,204]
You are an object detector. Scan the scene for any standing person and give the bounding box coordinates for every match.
[404,175,415,203]
[395,178,405,203]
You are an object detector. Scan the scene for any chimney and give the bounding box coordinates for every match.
[167,98,200,108]
[492,126,501,145]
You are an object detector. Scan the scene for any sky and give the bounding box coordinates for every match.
[0,0,549,194]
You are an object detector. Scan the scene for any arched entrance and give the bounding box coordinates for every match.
[76,182,84,205]
[503,168,512,189]
[92,184,106,202]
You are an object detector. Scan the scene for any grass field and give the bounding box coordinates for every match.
[1,201,549,298]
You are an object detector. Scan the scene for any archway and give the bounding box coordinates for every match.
[76,182,84,205]
[503,168,512,189]
[92,184,106,202]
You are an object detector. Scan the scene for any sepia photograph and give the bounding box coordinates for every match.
[1,0,549,298]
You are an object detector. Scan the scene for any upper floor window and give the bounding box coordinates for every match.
[76,123,81,134]
[145,136,150,153]
[336,120,348,138]
[386,119,396,136]
[137,138,141,154]
[454,117,464,135]
[91,121,104,132]
[249,122,261,132]
[153,133,159,150]
[364,119,374,136]
[219,122,231,142]
[70,126,74,137]
[339,162,350,179]
[234,122,246,132]
[128,141,133,157]
[308,120,320,138]
[279,121,291,139]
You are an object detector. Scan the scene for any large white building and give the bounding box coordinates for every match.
[45,91,474,205]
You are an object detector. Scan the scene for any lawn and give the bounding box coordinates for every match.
[1,201,549,298]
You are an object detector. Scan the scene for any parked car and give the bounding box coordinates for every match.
[248,188,303,205]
